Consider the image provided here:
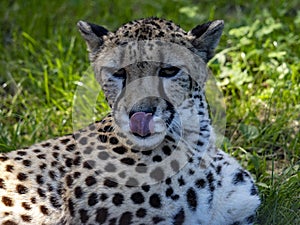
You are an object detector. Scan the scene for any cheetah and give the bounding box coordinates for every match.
[0,18,260,225]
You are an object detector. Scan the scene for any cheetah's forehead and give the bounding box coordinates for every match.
[107,18,190,44]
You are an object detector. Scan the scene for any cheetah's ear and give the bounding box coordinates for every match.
[188,20,224,62]
[77,20,109,53]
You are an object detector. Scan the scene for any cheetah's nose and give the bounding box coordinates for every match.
[129,112,154,137]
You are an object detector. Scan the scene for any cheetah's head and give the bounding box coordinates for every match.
[77,18,223,150]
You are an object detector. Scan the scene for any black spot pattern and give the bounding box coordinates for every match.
[16,184,28,194]
[17,173,28,181]
[22,202,31,210]
[22,159,31,167]
[250,184,258,196]
[108,218,117,225]
[141,185,150,192]
[85,176,97,186]
[37,188,46,198]
[166,187,173,197]
[136,208,147,218]
[41,142,51,147]
[17,151,27,156]
[98,134,108,143]
[131,192,145,204]
[165,178,172,185]
[233,170,246,184]
[120,157,136,165]
[6,165,14,172]
[162,146,171,155]
[230,222,240,225]
[0,178,5,189]
[104,178,118,188]
[2,196,13,206]
[60,138,70,144]
[178,176,185,186]
[112,146,127,154]
[119,212,133,225]
[173,208,185,225]
[21,214,32,222]
[40,205,49,215]
[141,150,152,155]
[195,178,206,188]
[66,175,73,187]
[66,144,76,151]
[246,215,255,223]
[88,193,98,206]
[74,186,83,198]
[2,220,17,225]
[149,193,161,208]
[206,171,215,192]
[186,187,197,211]
[95,207,108,224]
[112,193,124,206]
[152,155,162,162]
[109,137,119,145]
[50,195,61,208]
[100,193,108,201]
[83,160,95,169]
[152,216,165,224]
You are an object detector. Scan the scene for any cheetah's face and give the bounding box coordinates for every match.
[77,18,224,149]
[99,60,192,149]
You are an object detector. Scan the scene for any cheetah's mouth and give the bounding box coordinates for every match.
[129,112,155,137]
[126,99,176,141]
[113,96,177,149]
[126,114,168,149]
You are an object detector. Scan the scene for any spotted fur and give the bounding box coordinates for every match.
[0,18,260,225]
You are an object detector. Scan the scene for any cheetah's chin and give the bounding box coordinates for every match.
[128,131,166,150]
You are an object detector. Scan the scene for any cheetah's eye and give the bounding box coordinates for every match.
[113,68,127,79]
[159,66,180,78]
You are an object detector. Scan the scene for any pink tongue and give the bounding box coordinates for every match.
[129,112,154,137]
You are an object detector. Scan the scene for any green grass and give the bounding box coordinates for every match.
[0,0,299,224]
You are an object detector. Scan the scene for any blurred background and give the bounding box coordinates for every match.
[0,1,299,224]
